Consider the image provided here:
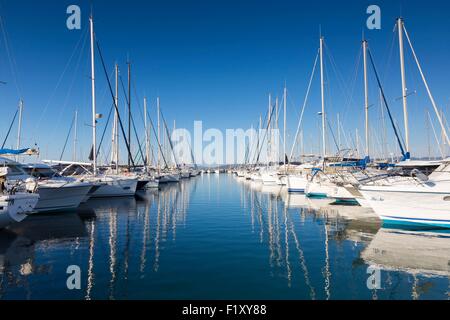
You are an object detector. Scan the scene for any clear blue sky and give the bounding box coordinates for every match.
[1,0,450,162]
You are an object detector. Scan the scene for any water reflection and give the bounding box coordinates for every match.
[240,179,449,300]
[0,178,197,300]
[0,175,449,299]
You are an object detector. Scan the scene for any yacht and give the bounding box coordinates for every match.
[359,160,450,228]
[1,158,93,213]
[0,167,39,229]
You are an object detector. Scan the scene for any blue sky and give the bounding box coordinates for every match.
[1,0,450,162]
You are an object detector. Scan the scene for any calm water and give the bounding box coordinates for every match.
[0,174,449,300]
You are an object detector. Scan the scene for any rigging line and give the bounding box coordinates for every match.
[289,49,319,162]
[0,7,22,96]
[381,29,397,84]
[95,39,136,168]
[326,119,339,152]
[244,120,259,165]
[367,48,407,158]
[59,113,76,161]
[1,107,18,148]
[159,108,179,168]
[324,42,356,109]
[50,31,91,139]
[250,107,271,165]
[145,107,169,169]
[119,75,146,166]
[255,103,277,166]
[403,24,450,146]
[428,110,445,159]
[340,46,362,124]
[131,77,146,126]
[34,26,89,133]
[96,103,114,159]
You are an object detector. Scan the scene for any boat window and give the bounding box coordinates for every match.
[23,168,59,178]
[6,164,26,176]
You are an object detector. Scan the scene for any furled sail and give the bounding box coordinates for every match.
[0,148,39,156]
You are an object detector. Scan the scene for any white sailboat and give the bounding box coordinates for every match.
[0,167,39,229]
[86,15,138,198]
[1,158,93,213]
[305,36,331,199]
[359,19,450,229]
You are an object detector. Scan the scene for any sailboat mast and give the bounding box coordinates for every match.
[275,97,279,164]
[16,99,23,150]
[398,18,410,155]
[89,16,97,174]
[320,36,326,158]
[157,97,161,171]
[337,113,341,151]
[283,85,287,169]
[268,94,272,165]
[127,62,132,168]
[144,97,150,172]
[114,63,119,174]
[363,40,370,158]
[74,110,78,162]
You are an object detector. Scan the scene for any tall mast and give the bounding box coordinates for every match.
[144,97,150,172]
[268,94,272,165]
[127,62,132,168]
[89,15,97,174]
[112,63,120,173]
[363,39,370,158]
[398,18,410,155]
[320,36,326,158]
[73,109,78,162]
[275,97,279,164]
[283,85,287,169]
[157,97,161,171]
[173,120,176,165]
[337,113,341,151]
[16,99,23,150]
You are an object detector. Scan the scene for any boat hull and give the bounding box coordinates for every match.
[285,175,308,193]
[91,178,138,198]
[305,181,335,199]
[34,184,92,213]
[359,188,450,229]
[0,193,39,228]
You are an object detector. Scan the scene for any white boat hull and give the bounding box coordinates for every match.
[0,193,39,228]
[285,175,308,193]
[159,174,180,183]
[305,181,335,198]
[34,183,92,213]
[145,179,159,189]
[261,173,279,185]
[91,178,138,198]
[359,187,450,228]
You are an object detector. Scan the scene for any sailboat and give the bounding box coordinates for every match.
[85,15,138,198]
[0,166,39,229]
[359,18,450,228]
[305,36,334,199]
